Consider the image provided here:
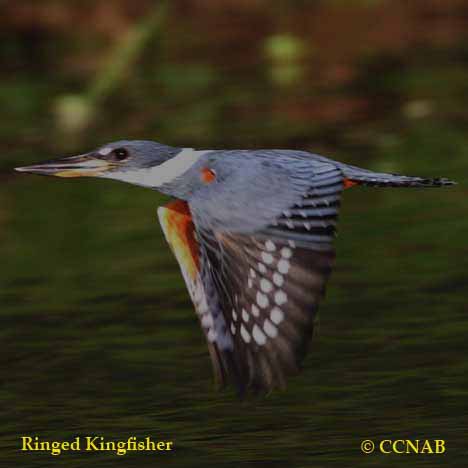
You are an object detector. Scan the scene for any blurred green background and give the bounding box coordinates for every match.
[1,0,467,466]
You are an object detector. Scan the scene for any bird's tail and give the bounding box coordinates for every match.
[340,164,456,188]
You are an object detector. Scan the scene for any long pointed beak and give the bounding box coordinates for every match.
[15,154,113,178]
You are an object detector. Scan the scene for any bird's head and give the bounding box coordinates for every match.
[15,140,183,188]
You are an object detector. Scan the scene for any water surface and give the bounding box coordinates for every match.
[1,1,467,466]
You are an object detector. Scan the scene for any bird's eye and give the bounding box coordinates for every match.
[113,148,129,161]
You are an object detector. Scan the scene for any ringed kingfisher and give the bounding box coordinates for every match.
[15,141,455,394]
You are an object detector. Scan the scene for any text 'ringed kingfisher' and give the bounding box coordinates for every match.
[16,141,455,395]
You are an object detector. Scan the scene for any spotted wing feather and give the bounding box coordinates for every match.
[198,231,334,392]
[192,167,344,392]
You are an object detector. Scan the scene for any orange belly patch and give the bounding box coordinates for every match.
[157,200,200,281]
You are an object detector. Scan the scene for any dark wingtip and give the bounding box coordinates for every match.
[427,177,457,187]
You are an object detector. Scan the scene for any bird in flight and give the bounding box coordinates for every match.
[16,141,454,394]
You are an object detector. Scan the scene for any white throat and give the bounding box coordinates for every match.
[100,148,210,188]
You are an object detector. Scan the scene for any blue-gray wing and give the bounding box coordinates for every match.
[188,149,336,233]
[190,162,344,393]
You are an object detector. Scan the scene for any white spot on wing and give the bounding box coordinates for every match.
[251,304,259,317]
[240,324,251,343]
[258,262,267,274]
[261,252,274,264]
[256,292,269,309]
[264,318,278,338]
[278,259,290,274]
[271,307,284,324]
[260,278,273,293]
[201,314,213,328]
[207,328,217,342]
[242,308,250,322]
[274,290,287,305]
[273,272,284,287]
[252,325,267,345]
[265,240,276,251]
[281,247,293,259]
